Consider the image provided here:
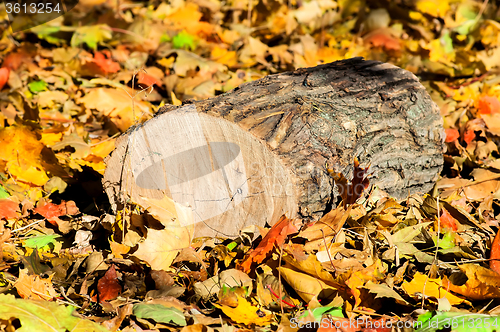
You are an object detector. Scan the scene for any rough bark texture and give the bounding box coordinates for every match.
[103,57,445,238]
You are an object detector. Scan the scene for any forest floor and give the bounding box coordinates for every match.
[1,0,500,331]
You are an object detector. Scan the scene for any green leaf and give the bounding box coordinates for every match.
[172,31,196,51]
[441,32,454,54]
[0,184,10,199]
[299,306,344,321]
[416,311,500,332]
[133,303,187,326]
[160,34,171,43]
[0,294,108,332]
[434,231,455,250]
[31,25,64,45]
[28,80,48,93]
[227,241,237,251]
[71,24,112,50]
[24,234,61,249]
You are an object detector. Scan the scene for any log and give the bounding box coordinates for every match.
[103,58,445,238]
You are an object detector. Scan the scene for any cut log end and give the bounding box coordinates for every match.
[104,58,445,238]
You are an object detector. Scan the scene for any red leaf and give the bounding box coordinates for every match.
[490,229,500,274]
[0,67,9,91]
[364,29,401,51]
[3,51,30,70]
[444,128,460,143]
[331,158,370,206]
[138,72,163,88]
[93,51,120,74]
[478,95,500,115]
[34,200,79,219]
[0,199,20,220]
[439,208,458,231]
[463,129,475,145]
[97,265,121,302]
[239,216,298,273]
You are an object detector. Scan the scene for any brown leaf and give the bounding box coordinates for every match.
[330,158,370,206]
[98,265,122,303]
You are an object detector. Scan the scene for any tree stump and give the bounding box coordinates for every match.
[103,57,445,238]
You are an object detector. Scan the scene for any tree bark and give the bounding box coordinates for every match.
[103,57,445,238]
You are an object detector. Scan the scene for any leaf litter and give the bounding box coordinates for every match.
[1,0,500,331]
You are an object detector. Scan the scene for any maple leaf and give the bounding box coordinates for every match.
[14,269,58,301]
[439,207,458,231]
[97,265,121,303]
[238,216,298,273]
[402,272,470,305]
[214,296,272,326]
[330,158,370,207]
[0,125,49,186]
[490,229,500,275]
[0,67,9,91]
[133,227,191,271]
[71,24,112,50]
[0,199,20,220]
[477,95,500,115]
[92,51,120,74]
[444,128,460,143]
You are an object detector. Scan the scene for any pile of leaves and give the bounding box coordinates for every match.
[1,0,500,330]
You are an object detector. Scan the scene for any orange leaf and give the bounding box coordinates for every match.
[439,207,457,231]
[3,51,30,70]
[93,51,120,74]
[490,228,500,274]
[463,129,475,145]
[0,67,9,90]
[34,200,79,219]
[0,199,19,220]
[97,265,121,302]
[444,128,459,143]
[239,216,297,273]
[364,28,401,51]
[478,95,500,115]
[138,72,162,88]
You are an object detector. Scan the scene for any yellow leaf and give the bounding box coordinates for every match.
[90,139,115,158]
[443,264,500,300]
[78,88,152,131]
[0,126,49,186]
[416,0,449,18]
[214,296,272,326]
[7,163,49,186]
[41,132,63,146]
[402,272,470,305]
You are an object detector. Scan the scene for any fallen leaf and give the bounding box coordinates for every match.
[133,227,191,271]
[0,294,108,332]
[97,265,122,303]
[0,199,20,220]
[239,216,298,273]
[477,95,500,115]
[443,264,500,300]
[93,51,120,74]
[214,296,272,326]
[490,229,500,275]
[0,67,9,90]
[14,269,58,301]
[445,128,460,143]
[402,272,470,305]
[34,200,79,219]
[439,207,458,231]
